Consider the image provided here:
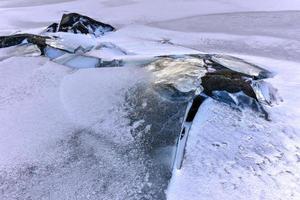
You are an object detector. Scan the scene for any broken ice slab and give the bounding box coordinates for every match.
[0,44,41,61]
[51,53,98,68]
[45,32,97,53]
[0,34,49,51]
[200,70,257,100]
[44,42,125,68]
[251,80,281,105]
[58,13,115,37]
[210,54,272,79]
[44,13,116,37]
[146,56,206,101]
[44,46,65,59]
[83,42,131,61]
[50,52,123,68]
[211,91,269,118]
[143,54,274,103]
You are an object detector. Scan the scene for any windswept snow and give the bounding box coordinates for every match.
[1,0,300,200]
[0,57,184,200]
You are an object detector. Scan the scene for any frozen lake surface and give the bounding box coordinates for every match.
[1,0,300,200]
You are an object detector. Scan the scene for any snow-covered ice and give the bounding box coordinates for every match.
[1,0,300,200]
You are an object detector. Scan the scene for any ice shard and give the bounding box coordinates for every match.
[56,13,115,37]
[210,54,272,79]
[0,44,41,61]
[45,32,97,53]
[146,56,206,101]
[0,34,49,52]
[251,80,281,105]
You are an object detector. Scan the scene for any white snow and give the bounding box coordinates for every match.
[0,0,300,199]
[0,57,73,166]
[60,66,145,128]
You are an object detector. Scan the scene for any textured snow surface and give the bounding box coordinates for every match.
[168,58,300,200]
[1,0,300,200]
[0,57,184,200]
